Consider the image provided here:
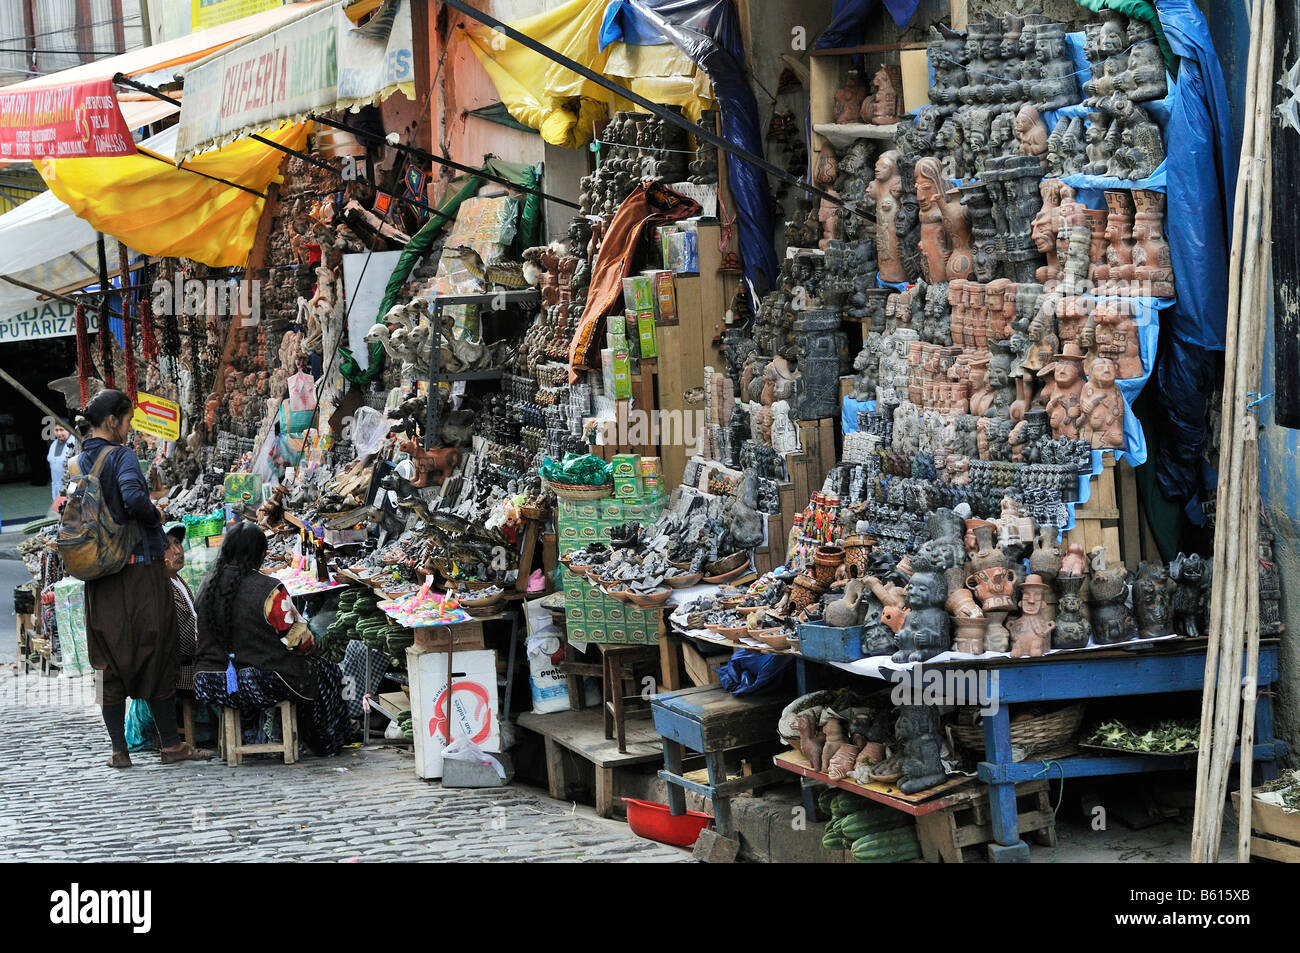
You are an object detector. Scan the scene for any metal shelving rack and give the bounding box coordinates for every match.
[423,289,541,450]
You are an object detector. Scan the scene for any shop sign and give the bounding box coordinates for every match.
[176,0,414,160]
[133,391,181,441]
[191,0,284,32]
[0,299,99,343]
[0,79,135,160]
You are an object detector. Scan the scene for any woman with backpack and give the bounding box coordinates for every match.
[193,521,349,757]
[72,390,214,768]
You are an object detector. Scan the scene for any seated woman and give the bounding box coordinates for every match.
[193,521,348,756]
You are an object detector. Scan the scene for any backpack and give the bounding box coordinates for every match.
[57,446,142,581]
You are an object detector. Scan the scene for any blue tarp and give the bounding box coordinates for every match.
[1149,0,1235,511]
[814,0,923,47]
[717,648,795,695]
[601,0,779,296]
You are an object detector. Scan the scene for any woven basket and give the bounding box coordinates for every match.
[949,702,1086,757]
[544,479,612,501]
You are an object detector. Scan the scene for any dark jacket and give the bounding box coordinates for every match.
[76,437,165,561]
[193,571,315,699]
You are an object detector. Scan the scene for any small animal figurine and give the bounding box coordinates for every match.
[823,578,869,627]
[796,711,823,771]
[1170,552,1212,638]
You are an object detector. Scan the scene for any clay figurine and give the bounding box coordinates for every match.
[868,150,907,283]
[915,156,974,282]
[1007,574,1054,658]
[1015,104,1050,160]
[1088,551,1139,644]
[1080,357,1125,450]
[824,578,870,627]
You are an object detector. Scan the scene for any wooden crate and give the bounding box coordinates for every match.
[915,780,1055,863]
[1232,789,1300,863]
[1063,455,1122,567]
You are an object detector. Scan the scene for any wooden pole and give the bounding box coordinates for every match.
[1192,0,1274,862]
[0,366,73,432]
[1238,150,1273,863]
[1192,0,1264,862]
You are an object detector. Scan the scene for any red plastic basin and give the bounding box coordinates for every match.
[622,797,712,847]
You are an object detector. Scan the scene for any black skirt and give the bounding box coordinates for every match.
[85,560,177,705]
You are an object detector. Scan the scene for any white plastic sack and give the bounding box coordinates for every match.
[526,633,569,715]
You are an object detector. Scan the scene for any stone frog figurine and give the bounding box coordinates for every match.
[890,558,951,664]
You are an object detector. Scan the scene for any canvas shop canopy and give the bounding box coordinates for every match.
[173,0,416,162]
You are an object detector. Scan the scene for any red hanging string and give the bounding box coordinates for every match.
[98,299,115,390]
[122,293,137,402]
[74,303,90,408]
[140,298,160,362]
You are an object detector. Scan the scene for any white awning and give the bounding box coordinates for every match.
[175,0,415,161]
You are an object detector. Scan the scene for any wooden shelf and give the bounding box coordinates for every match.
[774,749,978,816]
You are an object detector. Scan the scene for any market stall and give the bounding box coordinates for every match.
[8,0,1287,866]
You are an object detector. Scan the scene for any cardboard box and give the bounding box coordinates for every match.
[412,621,486,653]
[611,348,632,399]
[900,49,931,113]
[407,647,500,779]
[650,270,677,325]
[636,310,658,358]
[613,475,643,499]
[639,456,662,478]
[611,453,642,478]
[621,274,654,312]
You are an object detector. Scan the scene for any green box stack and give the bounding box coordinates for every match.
[558,495,666,646]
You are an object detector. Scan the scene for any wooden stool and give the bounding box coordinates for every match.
[218,700,299,765]
[601,645,658,753]
[176,698,197,746]
[652,686,789,840]
[915,780,1056,863]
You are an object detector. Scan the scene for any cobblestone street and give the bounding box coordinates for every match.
[0,670,687,863]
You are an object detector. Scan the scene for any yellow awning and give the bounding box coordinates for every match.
[34,123,308,268]
[463,0,713,149]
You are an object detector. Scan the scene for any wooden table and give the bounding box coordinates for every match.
[793,641,1286,862]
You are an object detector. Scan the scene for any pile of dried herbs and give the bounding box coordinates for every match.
[1086,718,1200,754]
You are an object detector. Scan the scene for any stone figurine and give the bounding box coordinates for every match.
[1080,357,1125,450]
[890,557,951,664]
[897,705,948,795]
[1170,551,1211,639]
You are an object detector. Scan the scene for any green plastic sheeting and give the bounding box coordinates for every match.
[467,103,540,135]
[338,157,543,385]
[1073,0,1178,77]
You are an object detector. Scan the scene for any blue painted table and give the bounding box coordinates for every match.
[797,642,1285,862]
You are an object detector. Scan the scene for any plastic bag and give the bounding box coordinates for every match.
[442,737,507,779]
[124,698,156,752]
[287,372,318,413]
[349,405,390,458]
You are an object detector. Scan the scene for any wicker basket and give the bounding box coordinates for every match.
[949,702,1086,757]
[544,478,612,501]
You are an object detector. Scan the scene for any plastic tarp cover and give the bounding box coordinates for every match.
[1149,0,1236,510]
[35,122,307,268]
[815,0,923,48]
[463,0,715,149]
[609,0,779,295]
[717,647,795,696]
